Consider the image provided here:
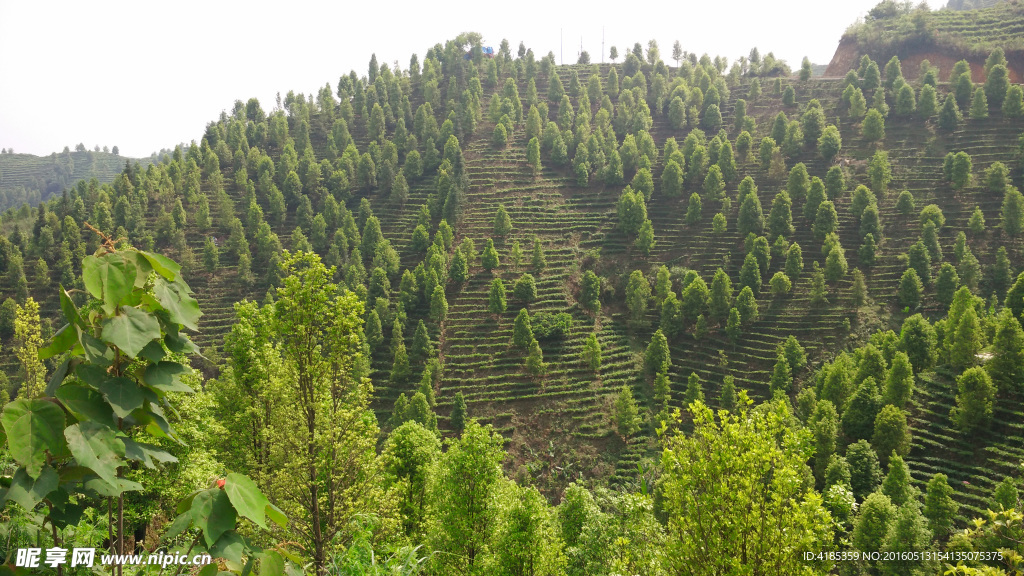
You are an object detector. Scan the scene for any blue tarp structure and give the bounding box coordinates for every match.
[465,46,496,59]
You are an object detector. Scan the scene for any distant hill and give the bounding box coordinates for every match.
[0,148,150,212]
[945,0,1003,10]
[826,0,1024,81]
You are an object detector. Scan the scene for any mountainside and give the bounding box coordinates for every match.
[2,31,1024,574]
[0,148,148,212]
[826,0,1024,82]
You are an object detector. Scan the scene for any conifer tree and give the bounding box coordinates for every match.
[531,236,546,272]
[527,137,541,173]
[726,307,742,342]
[768,190,794,237]
[969,86,989,119]
[785,243,803,280]
[990,476,1019,512]
[684,372,704,405]
[411,320,432,363]
[481,238,500,272]
[985,64,1009,109]
[450,392,467,434]
[450,249,468,285]
[430,286,448,323]
[626,269,651,326]
[635,219,655,256]
[526,338,545,376]
[883,352,914,409]
[950,306,982,370]
[895,84,916,116]
[719,375,737,412]
[986,309,1023,394]
[862,109,885,141]
[488,278,507,314]
[513,308,533,349]
[898,268,922,310]
[493,205,512,238]
[817,125,842,162]
[583,332,601,372]
[810,265,828,306]
[848,439,883,500]
[739,253,762,297]
[842,377,882,442]
[881,454,913,506]
[614,385,641,438]
[938,94,961,131]
[807,399,837,481]
[686,192,703,225]
[950,366,996,435]
[709,268,734,321]
[645,329,671,375]
[738,193,765,238]
[917,84,937,119]
[735,286,758,324]
[1003,186,1024,237]
[391,340,411,384]
[923,474,957,537]
[872,405,910,463]
[769,354,792,394]
[1004,85,1024,117]
[813,201,839,241]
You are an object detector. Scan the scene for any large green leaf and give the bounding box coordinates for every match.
[142,361,194,393]
[259,552,284,576]
[137,409,175,440]
[84,477,143,497]
[59,285,85,328]
[79,330,114,367]
[164,331,200,355]
[138,340,167,363]
[223,473,269,530]
[74,363,109,388]
[122,437,177,469]
[208,531,245,565]
[56,383,115,424]
[191,489,237,547]
[153,278,201,331]
[140,250,181,281]
[39,323,77,360]
[95,377,145,419]
[165,511,192,539]
[3,466,58,510]
[65,422,124,486]
[49,502,85,527]
[266,502,288,528]
[1,400,67,479]
[83,253,137,314]
[45,357,78,396]
[125,251,154,288]
[101,306,161,358]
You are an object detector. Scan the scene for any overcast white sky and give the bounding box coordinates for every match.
[0,0,934,158]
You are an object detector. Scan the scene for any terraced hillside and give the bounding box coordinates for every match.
[827,0,1024,81]
[1,39,1023,522]
[0,148,145,211]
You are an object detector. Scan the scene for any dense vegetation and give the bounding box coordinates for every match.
[1,24,1024,575]
[0,147,147,213]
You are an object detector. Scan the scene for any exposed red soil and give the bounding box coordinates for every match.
[824,36,1024,83]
